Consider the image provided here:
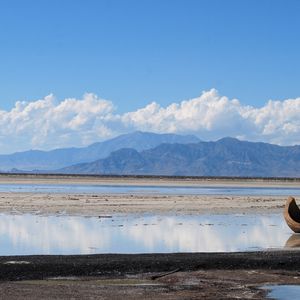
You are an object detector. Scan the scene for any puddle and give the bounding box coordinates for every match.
[263,285,300,300]
[0,183,300,195]
[0,213,293,255]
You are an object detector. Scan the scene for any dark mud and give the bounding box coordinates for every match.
[0,270,283,299]
[1,251,300,281]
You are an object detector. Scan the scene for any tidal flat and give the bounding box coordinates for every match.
[0,174,300,299]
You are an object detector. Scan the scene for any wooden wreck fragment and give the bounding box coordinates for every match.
[284,196,300,233]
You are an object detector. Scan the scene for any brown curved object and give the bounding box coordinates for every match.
[285,234,300,248]
[284,196,300,233]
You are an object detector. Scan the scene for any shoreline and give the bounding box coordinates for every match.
[1,252,300,299]
[0,174,298,298]
[0,173,300,187]
[0,174,295,216]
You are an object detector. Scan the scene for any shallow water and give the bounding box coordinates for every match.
[0,213,294,255]
[264,285,300,300]
[1,183,300,195]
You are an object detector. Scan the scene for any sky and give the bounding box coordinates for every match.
[0,0,300,153]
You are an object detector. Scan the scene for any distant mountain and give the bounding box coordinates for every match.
[0,131,200,171]
[59,137,300,177]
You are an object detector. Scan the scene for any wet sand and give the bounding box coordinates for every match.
[0,174,299,299]
[0,192,287,216]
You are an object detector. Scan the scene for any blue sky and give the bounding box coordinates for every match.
[0,0,300,153]
[1,0,300,112]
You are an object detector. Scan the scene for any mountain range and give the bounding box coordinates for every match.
[59,137,300,177]
[0,131,200,171]
[1,131,300,177]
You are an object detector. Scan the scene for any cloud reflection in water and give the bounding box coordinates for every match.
[0,213,291,255]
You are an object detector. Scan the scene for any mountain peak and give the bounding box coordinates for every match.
[217,137,241,143]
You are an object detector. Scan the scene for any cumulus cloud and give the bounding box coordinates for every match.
[0,93,117,153]
[0,89,300,153]
[122,89,252,139]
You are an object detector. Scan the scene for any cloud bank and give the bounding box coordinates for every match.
[1,89,300,153]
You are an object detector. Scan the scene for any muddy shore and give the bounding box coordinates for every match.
[0,175,299,299]
[1,252,300,299]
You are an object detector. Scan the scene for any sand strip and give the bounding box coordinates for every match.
[0,192,288,216]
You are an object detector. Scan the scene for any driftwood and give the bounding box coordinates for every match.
[284,196,300,233]
[150,268,181,280]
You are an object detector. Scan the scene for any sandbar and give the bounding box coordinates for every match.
[0,174,297,216]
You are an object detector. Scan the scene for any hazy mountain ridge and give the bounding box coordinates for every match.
[0,132,200,171]
[58,137,300,177]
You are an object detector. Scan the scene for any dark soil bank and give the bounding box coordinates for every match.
[1,251,300,281]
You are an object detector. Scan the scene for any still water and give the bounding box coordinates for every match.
[1,183,300,195]
[264,285,300,300]
[0,213,294,255]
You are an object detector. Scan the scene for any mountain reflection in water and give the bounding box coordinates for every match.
[0,213,291,255]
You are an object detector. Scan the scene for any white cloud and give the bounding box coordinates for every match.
[0,89,300,153]
[122,89,300,145]
[0,93,116,153]
[122,89,251,137]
